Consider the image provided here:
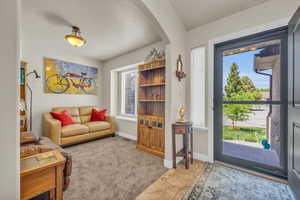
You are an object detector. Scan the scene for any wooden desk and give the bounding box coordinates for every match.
[172,122,193,169]
[21,151,66,200]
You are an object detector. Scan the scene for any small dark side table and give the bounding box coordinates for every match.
[172,122,193,169]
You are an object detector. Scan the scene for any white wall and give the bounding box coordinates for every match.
[21,27,103,137]
[21,2,104,137]
[187,0,300,159]
[103,41,165,138]
[188,0,300,48]
[21,44,103,137]
[0,0,20,199]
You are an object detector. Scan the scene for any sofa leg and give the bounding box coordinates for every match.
[112,133,116,137]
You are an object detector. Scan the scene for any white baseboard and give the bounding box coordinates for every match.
[116,132,210,166]
[193,152,210,162]
[116,132,137,141]
[164,157,183,168]
[164,153,210,168]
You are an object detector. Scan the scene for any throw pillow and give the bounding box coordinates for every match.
[50,110,74,126]
[91,109,107,121]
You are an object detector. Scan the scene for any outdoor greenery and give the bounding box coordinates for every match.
[224,63,243,98]
[223,93,253,128]
[223,63,262,128]
[259,88,270,92]
[223,126,266,143]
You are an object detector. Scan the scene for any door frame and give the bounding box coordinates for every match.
[213,27,288,178]
[288,8,300,198]
[207,18,290,163]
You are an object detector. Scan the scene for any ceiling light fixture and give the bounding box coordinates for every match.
[65,26,86,47]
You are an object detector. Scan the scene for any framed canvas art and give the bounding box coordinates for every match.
[44,57,98,95]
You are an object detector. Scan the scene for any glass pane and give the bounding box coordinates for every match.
[294,27,300,106]
[223,40,281,102]
[191,47,206,127]
[124,71,136,115]
[222,104,281,168]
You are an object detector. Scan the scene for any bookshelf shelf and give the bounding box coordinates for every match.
[139,99,165,102]
[139,82,165,87]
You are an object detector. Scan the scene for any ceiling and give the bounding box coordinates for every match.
[22,0,270,61]
[21,0,161,61]
[170,0,269,30]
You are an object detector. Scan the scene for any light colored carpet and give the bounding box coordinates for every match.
[184,163,294,200]
[63,136,167,200]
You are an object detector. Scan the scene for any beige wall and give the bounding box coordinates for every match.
[0,0,20,199]
[21,23,103,137]
[187,0,300,159]
[103,41,165,138]
[139,0,188,165]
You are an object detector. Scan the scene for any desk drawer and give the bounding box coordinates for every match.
[21,167,55,200]
[175,127,186,134]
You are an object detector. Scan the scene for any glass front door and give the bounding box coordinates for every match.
[214,27,288,178]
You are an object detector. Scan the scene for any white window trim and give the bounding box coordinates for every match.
[116,64,140,120]
[115,115,137,122]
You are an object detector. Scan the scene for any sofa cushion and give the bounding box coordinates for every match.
[61,124,89,137]
[79,106,96,123]
[85,121,111,132]
[52,107,81,124]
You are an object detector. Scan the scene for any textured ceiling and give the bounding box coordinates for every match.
[22,0,161,61]
[170,0,269,30]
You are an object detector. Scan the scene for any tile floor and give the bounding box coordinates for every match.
[223,141,280,167]
[136,160,205,200]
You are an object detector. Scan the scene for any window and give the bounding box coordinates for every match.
[191,47,206,127]
[120,69,138,117]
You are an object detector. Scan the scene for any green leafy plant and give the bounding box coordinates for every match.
[240,76,262,100]
[223,63,263,127]
[223,93,254,128]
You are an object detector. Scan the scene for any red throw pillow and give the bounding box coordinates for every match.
[91,109,107,121]
[50,110,74,126]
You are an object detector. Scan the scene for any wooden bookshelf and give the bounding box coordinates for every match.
[20,61,28,132]
[137,59,165,158]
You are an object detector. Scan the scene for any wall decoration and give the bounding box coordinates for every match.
[176,54,186,81]
[44,57,98,95]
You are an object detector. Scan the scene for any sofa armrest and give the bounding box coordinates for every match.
[43,112,62,145]
[105,115,117,133]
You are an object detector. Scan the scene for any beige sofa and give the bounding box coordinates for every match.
[43,106,116,146]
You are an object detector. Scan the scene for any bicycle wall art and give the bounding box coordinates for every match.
[44,57,98,95]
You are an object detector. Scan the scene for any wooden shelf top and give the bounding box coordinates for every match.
[139,58,166,66]
[139,82,165,87]
[20,151,65,177]
[139,99,165,102]
[139,65,165,72]
[138,114,165,118]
